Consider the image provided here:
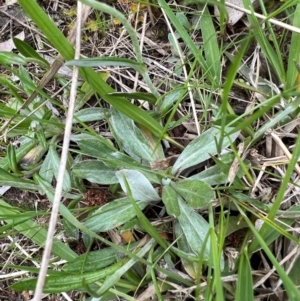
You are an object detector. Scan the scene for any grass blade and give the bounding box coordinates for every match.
[236,250,254,301]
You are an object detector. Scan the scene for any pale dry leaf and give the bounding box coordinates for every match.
[215,0,256,25]
[136,284,159,301]
[0,31,24,51]
[228,142,244,184]
[5,0,18,4]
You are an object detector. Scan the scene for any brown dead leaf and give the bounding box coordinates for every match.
[0,31,24,51]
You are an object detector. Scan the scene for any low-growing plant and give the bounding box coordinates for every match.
[1,0,300,300]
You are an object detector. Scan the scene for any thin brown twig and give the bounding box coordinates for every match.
[33,2,84,300]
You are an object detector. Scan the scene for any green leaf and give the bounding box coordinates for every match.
[236,250,254,301]
[190,165,228,185]
[49,145,71,192]
[222,216,248,238]
[73,107,106,123]
[76,138,160,184]
[0,168,40,191]
[75,73,109,111]
[33,174,191,296]
[168,32,182,57]
[172,127,239,175]
[171,179,215,209]
[63,241,140,273]
[84,197,149,232]
[92,285,133,301]
[174,221,198,279]
[198,6,221,86]
[190,153,246,186]
[176,12,192,30]
[7,143,20,174]
[116,170,160,202]
[95,239,156,296]
[74,133,116,151]
[63,248,117,273]
[226,52,274,97]
[288,255,300,286]
[110,108,164,164]
[0,51,27,64]
[13,38,49,67]
[39,151,54,184]
[158,86,187,114]
[66,57,146,74]
[72,160,118,184]
[11,261,123,293]
[213,114,254,137]
[32,174,164,269]
[107,92,157,104]
[81,68,164,143]
[286,4,300,90]
[177,198,211,260]
[18,65,37,96]
[121,175,169,251]
[63,217,79,241]
[162,185,180,217]
[34,122,47,149]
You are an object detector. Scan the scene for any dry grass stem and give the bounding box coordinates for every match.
[33,3,84,300]
[225,1,300,34]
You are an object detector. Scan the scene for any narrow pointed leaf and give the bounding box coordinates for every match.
[174,221,198,279]
[73,108,106,123]
[110,108,164,163]
[73,161,118,184]
[198,6,221,85]
[84,197,149,232]
[236,251,254,301]
[107,92,157,104]
[172,127,239,175]
[0,168,39,191]
[66,57,146,74]
[0,51,27,64]
[49,146,71,192]
[11,261,123,293]
[39,151,54,183]
[162,185,180,217]
[63,241,140,272]
[13,38,49,66]
[177,198,211,260]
